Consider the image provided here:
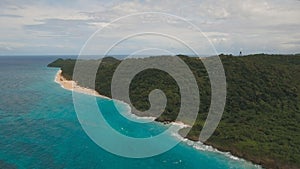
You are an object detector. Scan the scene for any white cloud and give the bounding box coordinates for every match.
[0,0,299,55]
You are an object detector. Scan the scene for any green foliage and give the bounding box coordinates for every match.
[48,58,75,80]
[48,54,300,169]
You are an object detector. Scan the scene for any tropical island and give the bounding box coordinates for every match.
[48,54,300,169]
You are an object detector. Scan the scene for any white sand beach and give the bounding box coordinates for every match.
[54,70,110,99]
[54,70,189,126]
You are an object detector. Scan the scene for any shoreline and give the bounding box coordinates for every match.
[171,132,262,168]
[54,70,261,168]
[54,70,111,100]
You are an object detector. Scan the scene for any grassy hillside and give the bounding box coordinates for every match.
[48,54,300,169]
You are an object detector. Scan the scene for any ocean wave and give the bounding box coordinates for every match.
[112,99,157,122]
[170,131,262,168]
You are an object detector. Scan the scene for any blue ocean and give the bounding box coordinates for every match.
[0,56,261,169]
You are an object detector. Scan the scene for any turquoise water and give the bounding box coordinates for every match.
[0,56,260,169]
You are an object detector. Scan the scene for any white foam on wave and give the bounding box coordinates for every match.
[170,121,191,128]
[170,130,262,168]
[112,99,156,122]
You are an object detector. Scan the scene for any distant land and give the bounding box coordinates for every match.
[48,54,300,169]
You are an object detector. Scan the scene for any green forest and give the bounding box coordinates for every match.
[48,54,300,169]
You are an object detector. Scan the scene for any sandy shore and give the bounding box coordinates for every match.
[54,70,110,99]
[55,70,189,125]
[55,69,191,126]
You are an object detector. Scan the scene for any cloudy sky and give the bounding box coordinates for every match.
[0,0,299,55]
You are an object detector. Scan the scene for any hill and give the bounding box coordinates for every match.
[48,54,300,169]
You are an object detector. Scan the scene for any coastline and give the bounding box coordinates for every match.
[54,70,188,125]
[54,70,111,100]
[54,69,261,168]
[171,132,262,168]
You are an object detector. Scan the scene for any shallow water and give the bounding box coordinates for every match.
[0,56,261,169]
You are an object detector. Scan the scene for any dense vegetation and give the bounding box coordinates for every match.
[48,54,300,169]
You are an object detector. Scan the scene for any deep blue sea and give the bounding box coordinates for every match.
[0,56,261,169]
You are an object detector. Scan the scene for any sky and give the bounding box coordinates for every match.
[0,0,299,56]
